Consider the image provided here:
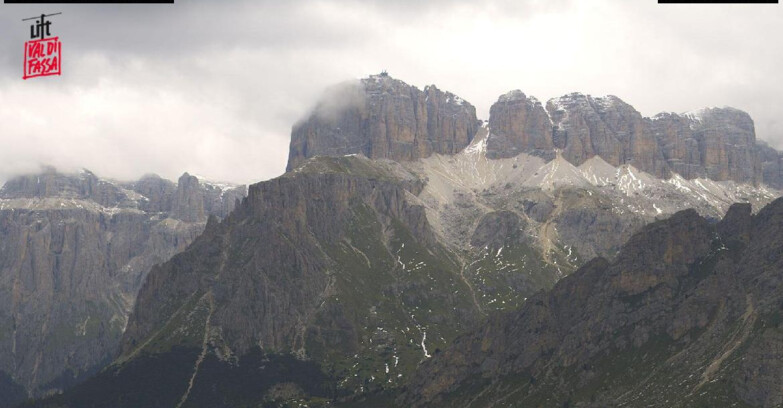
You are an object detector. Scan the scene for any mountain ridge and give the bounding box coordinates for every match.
[401,198,783,407]
[0,167,246,405]
[289,74,783,189]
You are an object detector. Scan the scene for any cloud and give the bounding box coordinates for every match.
[0,0,781,185]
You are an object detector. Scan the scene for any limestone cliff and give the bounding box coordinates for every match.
[486,91,553,159]
[487,91,775,185]
[287,74,479,171]
[0,168,245,404]
[757,140,783,189]
[290,78,781,186]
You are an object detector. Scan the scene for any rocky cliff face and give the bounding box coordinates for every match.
[0,168,245,404]
[403,198,783,407]
[287,74,479,171]
[757,141,783,189]
[551,93,669,179]
[487,92,774,186]
[291,76,780,186]
[173,173,206,222]
[654,107,759,183]
[21,156,489,407]
[122,156,483,384]
[486,91,553,160]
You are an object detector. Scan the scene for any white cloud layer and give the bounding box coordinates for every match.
[0,0,781,185]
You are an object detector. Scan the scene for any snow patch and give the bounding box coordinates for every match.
[421,331,431,358]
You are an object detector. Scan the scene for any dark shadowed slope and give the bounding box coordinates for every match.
[403,198,783,407]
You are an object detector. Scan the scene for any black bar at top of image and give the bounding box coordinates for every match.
[5,0,172,3]
[659,0,777,3]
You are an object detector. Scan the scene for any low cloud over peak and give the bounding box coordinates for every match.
[1,0,781,184]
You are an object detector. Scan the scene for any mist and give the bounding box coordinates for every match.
[0,0,781,185]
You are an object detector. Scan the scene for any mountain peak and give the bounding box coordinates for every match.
[287,74,478,171]
[488,89,770,184]
[0,166,102,200]
[497,89,529,102]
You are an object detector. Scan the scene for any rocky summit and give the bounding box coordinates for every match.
[20,75,783,408]
[0,168,245,406]
[287,74,479,171]
[488,90,774,186]
[290,75,782,188]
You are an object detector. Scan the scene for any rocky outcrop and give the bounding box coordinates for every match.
[173,173,206,222]
[757,141,783,189]
[469,210,528,250]
[653,107,760,183]
[289,77,780,187]
[119,156,479,396]
[551,93,669,178]
[486,91,553,160]
[132,174,176,213]
[0,168,245,404]
[403,199,783,407]
[286,74,479,171]
[649,111,701,178]
[1,168,130,207]
[487,91,778,186]
[487,93,670,177]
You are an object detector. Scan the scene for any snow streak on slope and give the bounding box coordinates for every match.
[578,156,616,186]
[523,151,592,191]
[395,125,781,314]
[409,127,544,205]
[405,126,781,254]
[614,165,650,196]
[578,156,656,196]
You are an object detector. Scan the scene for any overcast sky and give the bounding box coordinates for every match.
[0,0,781,185]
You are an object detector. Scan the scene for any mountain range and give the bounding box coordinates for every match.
[403,200,783,407]
[289,75,783,188]
[0,168,245,405]
[11,73,783,407]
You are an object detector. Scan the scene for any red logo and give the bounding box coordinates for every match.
[22,13,62,80]
[23,37,61,80]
